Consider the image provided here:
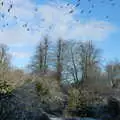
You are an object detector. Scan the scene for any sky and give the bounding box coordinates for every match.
[0,0,120,69]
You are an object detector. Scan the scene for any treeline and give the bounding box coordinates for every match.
[29,38,120,88]
[30,39,101,82]
[1,38,120,93]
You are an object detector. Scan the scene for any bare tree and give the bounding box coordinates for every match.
[30,37,49,75]
[0,44,11,93]
[62,40,101,86]
[0,44,10,66]
[78,40,101,84]
[105,59,120,88]
[43,37,48,73]
[56,39,64,81]
[70,46,79,83]
[63,41,80,83]
[31,42,44,74]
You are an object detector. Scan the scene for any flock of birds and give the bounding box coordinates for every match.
[69,0,116,18]
[0,0,118,32]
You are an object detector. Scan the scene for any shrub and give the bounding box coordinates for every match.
[65,87,103,117]
[35,81,49,99]
[34,76,64,107]
[0,80,12,94]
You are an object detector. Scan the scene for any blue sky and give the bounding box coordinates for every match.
[0,0,120,68]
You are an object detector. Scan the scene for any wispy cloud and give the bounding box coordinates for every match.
[11,51,30,58]
[0,0,115,46]
[0,26,40,46]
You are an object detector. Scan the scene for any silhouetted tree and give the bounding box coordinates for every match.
[56,39,66,82]
[30,37,49,75]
